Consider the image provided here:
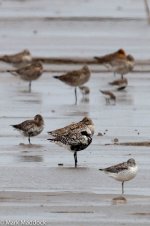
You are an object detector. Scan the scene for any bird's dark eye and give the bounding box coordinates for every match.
[81,131,90,137]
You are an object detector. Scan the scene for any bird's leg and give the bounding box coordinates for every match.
[28,136,31,144]
[106,98,110,105]
[121,74,124,79]
[114,72,116,77]
[75,87,77,105]
[29,81,32,92]
[74,151,78,168]
[122,181,124,194]
[105,98,108,105]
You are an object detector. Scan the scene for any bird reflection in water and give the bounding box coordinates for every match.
[18,155,43,163]
[112,196,127,205]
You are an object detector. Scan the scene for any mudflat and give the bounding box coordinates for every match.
[0,0,150,225]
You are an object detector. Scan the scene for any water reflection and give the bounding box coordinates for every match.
[19,143,43,149]
[80,96,90,104]
[16,90,42,104]
[112,195,127,205]
[18,155,43,163]
[117,93,133,105]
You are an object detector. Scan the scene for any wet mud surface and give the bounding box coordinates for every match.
[0,0,150,225]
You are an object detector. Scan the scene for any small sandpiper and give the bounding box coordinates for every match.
[48,116,95,138]
[53,65,91,104]
[48,130,92,168]
[1,49,32,68]
[11,114,44,144]
[109,78,128,91]
[7,61,43,92]
[100,90,116,104]
[79,86,90,97]
[99,158,138,194]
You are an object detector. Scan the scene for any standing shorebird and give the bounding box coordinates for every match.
[47,117,94,167]
[109,78,128,91]
[79,86,90,97]
[11,114,44,144]
[99,158,138,194]
[94,49,135,78]
[1,49,32,68]
[100,90,116,104]
[7,61,43,92]
[48,130,92,168]
[53,65,91,104]
[111,55,135,79]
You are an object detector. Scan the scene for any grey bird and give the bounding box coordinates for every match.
[7,61,43,92]
[99,158,138,194]
[1,49,32,68]
[11,114,44,144]
[53,65,91,104]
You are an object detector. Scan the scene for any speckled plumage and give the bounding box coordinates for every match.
[48,130,92,167]
[47,117,94,167]
[12,114,44,144]
[48,117,95,138]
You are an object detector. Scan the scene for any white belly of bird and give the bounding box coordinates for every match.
[23,55,32,62]
[108,165,138,182]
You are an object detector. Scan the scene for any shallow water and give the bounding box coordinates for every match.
[0,0,150,225]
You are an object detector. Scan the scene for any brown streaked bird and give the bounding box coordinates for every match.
[100,90,116,104]
[111,54,135,79]
[109,77,128,91]
[1,49,32,68]
[53,65,91,104]
[79,86,90,97]
[48,130,92,168]
[94,49,126,64]
[99,158,138,194]
[48,116,95,138]
[11,114,44,144]
[94,49,135,78]
[7,61,43,92]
